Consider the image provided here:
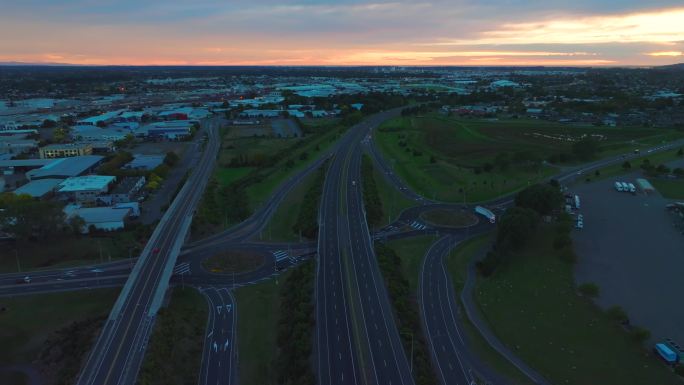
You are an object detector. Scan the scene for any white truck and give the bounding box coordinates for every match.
[475,206,496,223]
[627,182,636,193]
[615,182,623,192]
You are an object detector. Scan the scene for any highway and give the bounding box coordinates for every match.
[316,109,415,385]
[75,118,221,385]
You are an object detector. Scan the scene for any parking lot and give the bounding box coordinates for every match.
[570,173,684,345]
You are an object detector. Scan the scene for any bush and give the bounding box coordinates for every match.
[629,326,651,343]
[578,282,600,298]
[553,234,572,250]
[606,305,629,324]
[558,248,577,264]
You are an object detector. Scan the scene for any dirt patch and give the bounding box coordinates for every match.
[420,208,479,228]
[201,250,265,274]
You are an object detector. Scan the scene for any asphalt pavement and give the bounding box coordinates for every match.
[199,287,237,385]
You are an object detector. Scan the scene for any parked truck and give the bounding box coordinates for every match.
[627,182,636,194]
[614,182,623,192]
[475,206,496,224]
[574,195,580,209]
[654,343,679,365]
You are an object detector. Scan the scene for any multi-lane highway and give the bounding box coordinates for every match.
[76,119,221,385]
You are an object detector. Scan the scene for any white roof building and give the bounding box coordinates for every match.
[58,175,115,194]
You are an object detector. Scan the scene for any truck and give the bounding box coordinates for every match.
[475,206,496,224]
[627,182,636,193]
[574,195,580,209]
[654,343,679,365]
[614,182,623,192]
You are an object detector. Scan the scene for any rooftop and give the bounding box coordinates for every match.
[27,155,104,180]
[58,175,115,192]
[13,178,64,198]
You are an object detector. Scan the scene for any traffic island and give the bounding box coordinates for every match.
[201,250,266,274]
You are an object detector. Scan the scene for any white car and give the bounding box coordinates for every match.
[576,220,584,229]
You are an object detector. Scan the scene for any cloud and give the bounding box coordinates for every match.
[647,51,683,56]
[427,7,684,46]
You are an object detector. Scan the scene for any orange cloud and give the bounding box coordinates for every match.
[647,51,683,57]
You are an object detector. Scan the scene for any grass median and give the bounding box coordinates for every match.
[138,287,207,385]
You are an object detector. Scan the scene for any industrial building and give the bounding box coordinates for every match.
[26,155,104,180]
[64,205,131,233]
[13,178,64,199]
[109,176,146,203]
[57,175,116,202]
[39,142,93,159]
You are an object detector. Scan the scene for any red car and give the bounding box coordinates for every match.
[152,247,160,254]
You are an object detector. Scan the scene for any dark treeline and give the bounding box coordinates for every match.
[360,155,384,227]
[275,260,316,385]
[374,243,440,385]
[477,183,565,276]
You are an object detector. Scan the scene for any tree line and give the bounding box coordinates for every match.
[275,260,316,385]
[374,243,440,385]
[361,155,384,227]
[477,183,565,276]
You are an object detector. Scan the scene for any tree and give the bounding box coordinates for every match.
[572,137,599,160]
[163,151,179,167]
[41,119,57,128]
[496,207,539,252]
[67,215,86,235]
[515,184,563,216]
[622,161,631,170]
[578,282,599,298]
[678,147,683,157]
[0,193,66,241]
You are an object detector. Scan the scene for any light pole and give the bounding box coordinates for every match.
[15,249,20,273]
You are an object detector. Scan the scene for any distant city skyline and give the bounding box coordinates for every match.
[2,1,684,66]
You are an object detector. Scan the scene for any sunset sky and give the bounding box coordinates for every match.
[2,0,684,66]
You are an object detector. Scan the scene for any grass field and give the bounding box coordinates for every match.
[577,148,684,183]
[260,169,319,242]
[443,234,537,385]
[375,114,682,202]
[474,225,680,385]
[372,167,416,229]
[0,289,119,365]
[235,271,291,385]
[214,167,254,187]
[138,287,207,385]
[0,231,143,273]
[201,250,265,274]
[385,235,438,292]
[651,178,684,199]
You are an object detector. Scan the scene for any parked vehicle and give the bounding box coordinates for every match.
[654,343,679,365]
[627,182,636,193]
[576,220,584,229]
[574,195,580,209]
[615,182,623,192]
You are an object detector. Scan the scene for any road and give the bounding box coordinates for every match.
[75,118,220,385]
[316,109,414,385]
[199,287,237,385]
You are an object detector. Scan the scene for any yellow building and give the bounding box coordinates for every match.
[39,143,93,159]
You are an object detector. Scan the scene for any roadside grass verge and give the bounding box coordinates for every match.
[385,235,438,292]
[445,234,536,385]
[0,288,119,368]
[138,287,207,385]
[375,243,439,385]
[0,227,148,273]
[372,163,415,228]
[578,147,684,183]
[261,170,318,242]
[474,225,680,385]
[651,178,684,199]
[420,208,479,228]
[235,270,291,385]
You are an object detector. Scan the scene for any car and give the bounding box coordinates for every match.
[16,276,31,284]
[351,180,356,186]
[152,247,160,254]
[576,220,584,229]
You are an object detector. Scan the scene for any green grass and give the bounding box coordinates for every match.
[261,168,319,242]
[214,167,254,187]
[375,114,682,202]
[235,271,291,385]
[385,235,438,292]
[578,149,684,183]
[201,250,265,274]
[372,166,415,228]
[138,287,208,385]
[651,178,684,199]
[0,288,119,364]
[475,225,679,385]
[0,231,144,273]
[444,234,537,385]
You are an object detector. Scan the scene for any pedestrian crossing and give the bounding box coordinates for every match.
[410,220,427,230]
[173,262,190,275]
[273,250,291,262]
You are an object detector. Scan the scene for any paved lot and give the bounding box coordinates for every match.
[571,173,684,345]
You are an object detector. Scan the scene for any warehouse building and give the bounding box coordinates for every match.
[26,155,104,180]
[57,175,115,202]
[64,205,131,233]
[13,178,64,199]
[39,142,93,159]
